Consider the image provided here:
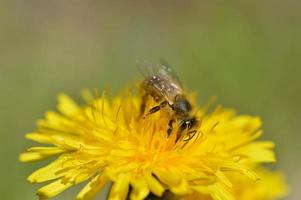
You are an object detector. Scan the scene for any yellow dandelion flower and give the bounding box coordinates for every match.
[183,167,288,200]
[20,89,277,200]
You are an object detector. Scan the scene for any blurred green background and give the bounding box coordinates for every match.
[1,0,300,199]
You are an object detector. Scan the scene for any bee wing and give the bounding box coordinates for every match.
[137,59,182,84]
[152,77,183,105]
[136,61,156,78]
[158,58,183,88]
[138,60,184,105]
[153,60,184,104]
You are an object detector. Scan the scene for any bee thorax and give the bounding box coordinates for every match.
[173,95,192,115]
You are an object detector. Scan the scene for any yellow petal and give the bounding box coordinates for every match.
[209,183,235,200]
[169,179,189,195]
[58,93,80,116]
[130,177,149,200]
[19,147,66,162]
[154,167,182,186]
[76,175,107,200]
[193,185,211,195]
[27,156,68,183]
[221,162,260,181]
[42,111,67,127]
[81,88,95,103]
[215,171,232,188]
[37,179,73,199]
[25,132,53,144]
[237,141,276,162]
[108,174,130,200]
[105,163,137,181]
[145,174,165,197]
[37,172,90,199]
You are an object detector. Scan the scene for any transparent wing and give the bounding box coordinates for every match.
[158,58,183,88]
[138,59,184,105]
[136,61,155,78]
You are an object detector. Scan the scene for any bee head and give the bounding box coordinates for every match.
[179,117,198,132]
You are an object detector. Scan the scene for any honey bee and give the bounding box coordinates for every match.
[139,59,198,141]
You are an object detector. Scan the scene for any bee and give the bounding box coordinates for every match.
[139,59,198,142]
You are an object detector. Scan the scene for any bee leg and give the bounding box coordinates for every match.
[175,131,182,143]
[167,119,174,137]
[183,130,197,141]
[144,100,168,117]
[140,94,148,116]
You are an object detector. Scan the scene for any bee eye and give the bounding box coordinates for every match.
[185,121,191,127]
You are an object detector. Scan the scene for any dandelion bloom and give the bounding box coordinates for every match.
[20,89,287,200]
